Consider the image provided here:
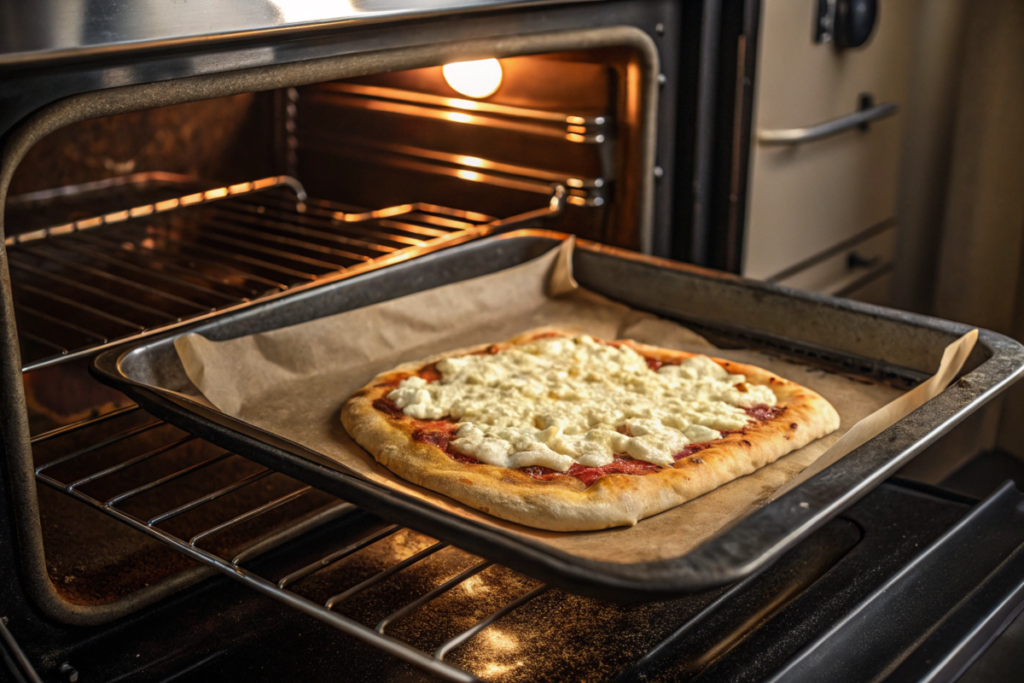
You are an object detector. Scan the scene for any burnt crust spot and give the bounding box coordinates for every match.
[372,397,405,419]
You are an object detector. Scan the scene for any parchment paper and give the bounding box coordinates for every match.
[173,239,977,564]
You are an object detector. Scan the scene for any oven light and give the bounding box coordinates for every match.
[442,59,503,99]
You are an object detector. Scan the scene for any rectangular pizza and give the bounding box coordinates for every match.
[342,329,840,531]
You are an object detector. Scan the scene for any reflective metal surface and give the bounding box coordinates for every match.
[300,81,609,207]
[0,0,594,67]
[758,100,898,146]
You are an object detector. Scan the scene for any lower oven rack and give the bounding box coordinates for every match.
[30,403,354,609]
[36,413,1024,683]
[39,400,833,683]
[34,406,547,683]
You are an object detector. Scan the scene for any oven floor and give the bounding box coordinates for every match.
[36,481,971,683]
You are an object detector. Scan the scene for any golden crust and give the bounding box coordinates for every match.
[341,329,840,531]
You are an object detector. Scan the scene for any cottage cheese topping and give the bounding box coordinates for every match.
[387,336,777,472]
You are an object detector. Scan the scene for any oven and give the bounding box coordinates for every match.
[2,2,1024,682]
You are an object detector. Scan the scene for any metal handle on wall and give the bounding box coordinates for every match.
[758,100,897,146]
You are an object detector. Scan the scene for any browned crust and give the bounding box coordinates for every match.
[341,329,840,531]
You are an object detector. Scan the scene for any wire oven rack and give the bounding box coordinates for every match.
[314,83,611,144]
[8,174,564,372]
[34,405,552,683]
[301,83,609,208]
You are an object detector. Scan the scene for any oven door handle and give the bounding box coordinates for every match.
[758,100,898,146]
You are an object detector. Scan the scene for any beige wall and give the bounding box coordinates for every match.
[890,0,968,314]
[899,0,1024,480]
[932,2,1024,336]
[934,0,1024,468]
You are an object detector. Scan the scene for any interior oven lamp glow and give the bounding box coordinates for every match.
[442,59,503,99]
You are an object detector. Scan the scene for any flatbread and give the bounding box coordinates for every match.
[342,329,840,531]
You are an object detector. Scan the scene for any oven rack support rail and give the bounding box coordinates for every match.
[318,82,611,143]
[33,408,556,683]
[303,82,610,208]
[9,174,565,373]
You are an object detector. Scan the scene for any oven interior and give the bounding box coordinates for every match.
[1,47,1011,683]
[4,46,652,611]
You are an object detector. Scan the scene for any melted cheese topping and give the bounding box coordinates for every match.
[387,336,776,472]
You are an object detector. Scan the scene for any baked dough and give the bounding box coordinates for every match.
[342,329,840,531]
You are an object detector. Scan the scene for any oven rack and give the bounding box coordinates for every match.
[313,82,611,145]
[3,171,210,232]
[300,134,607,208]
[33,406,557,683]
[31,405,353,603]
[9,175,565,372]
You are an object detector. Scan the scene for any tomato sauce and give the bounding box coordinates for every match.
[672,442,712,461]
[745,404,786,422]
[417,363,442,382]
[411,425,482,465]
[403,417,676,487]
[376,337,787,488]
[522,456,663,487]
[372,397,406,419]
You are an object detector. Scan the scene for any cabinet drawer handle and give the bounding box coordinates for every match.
[758,100,897,146]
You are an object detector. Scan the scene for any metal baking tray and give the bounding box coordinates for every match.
[92,231,1024,601]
